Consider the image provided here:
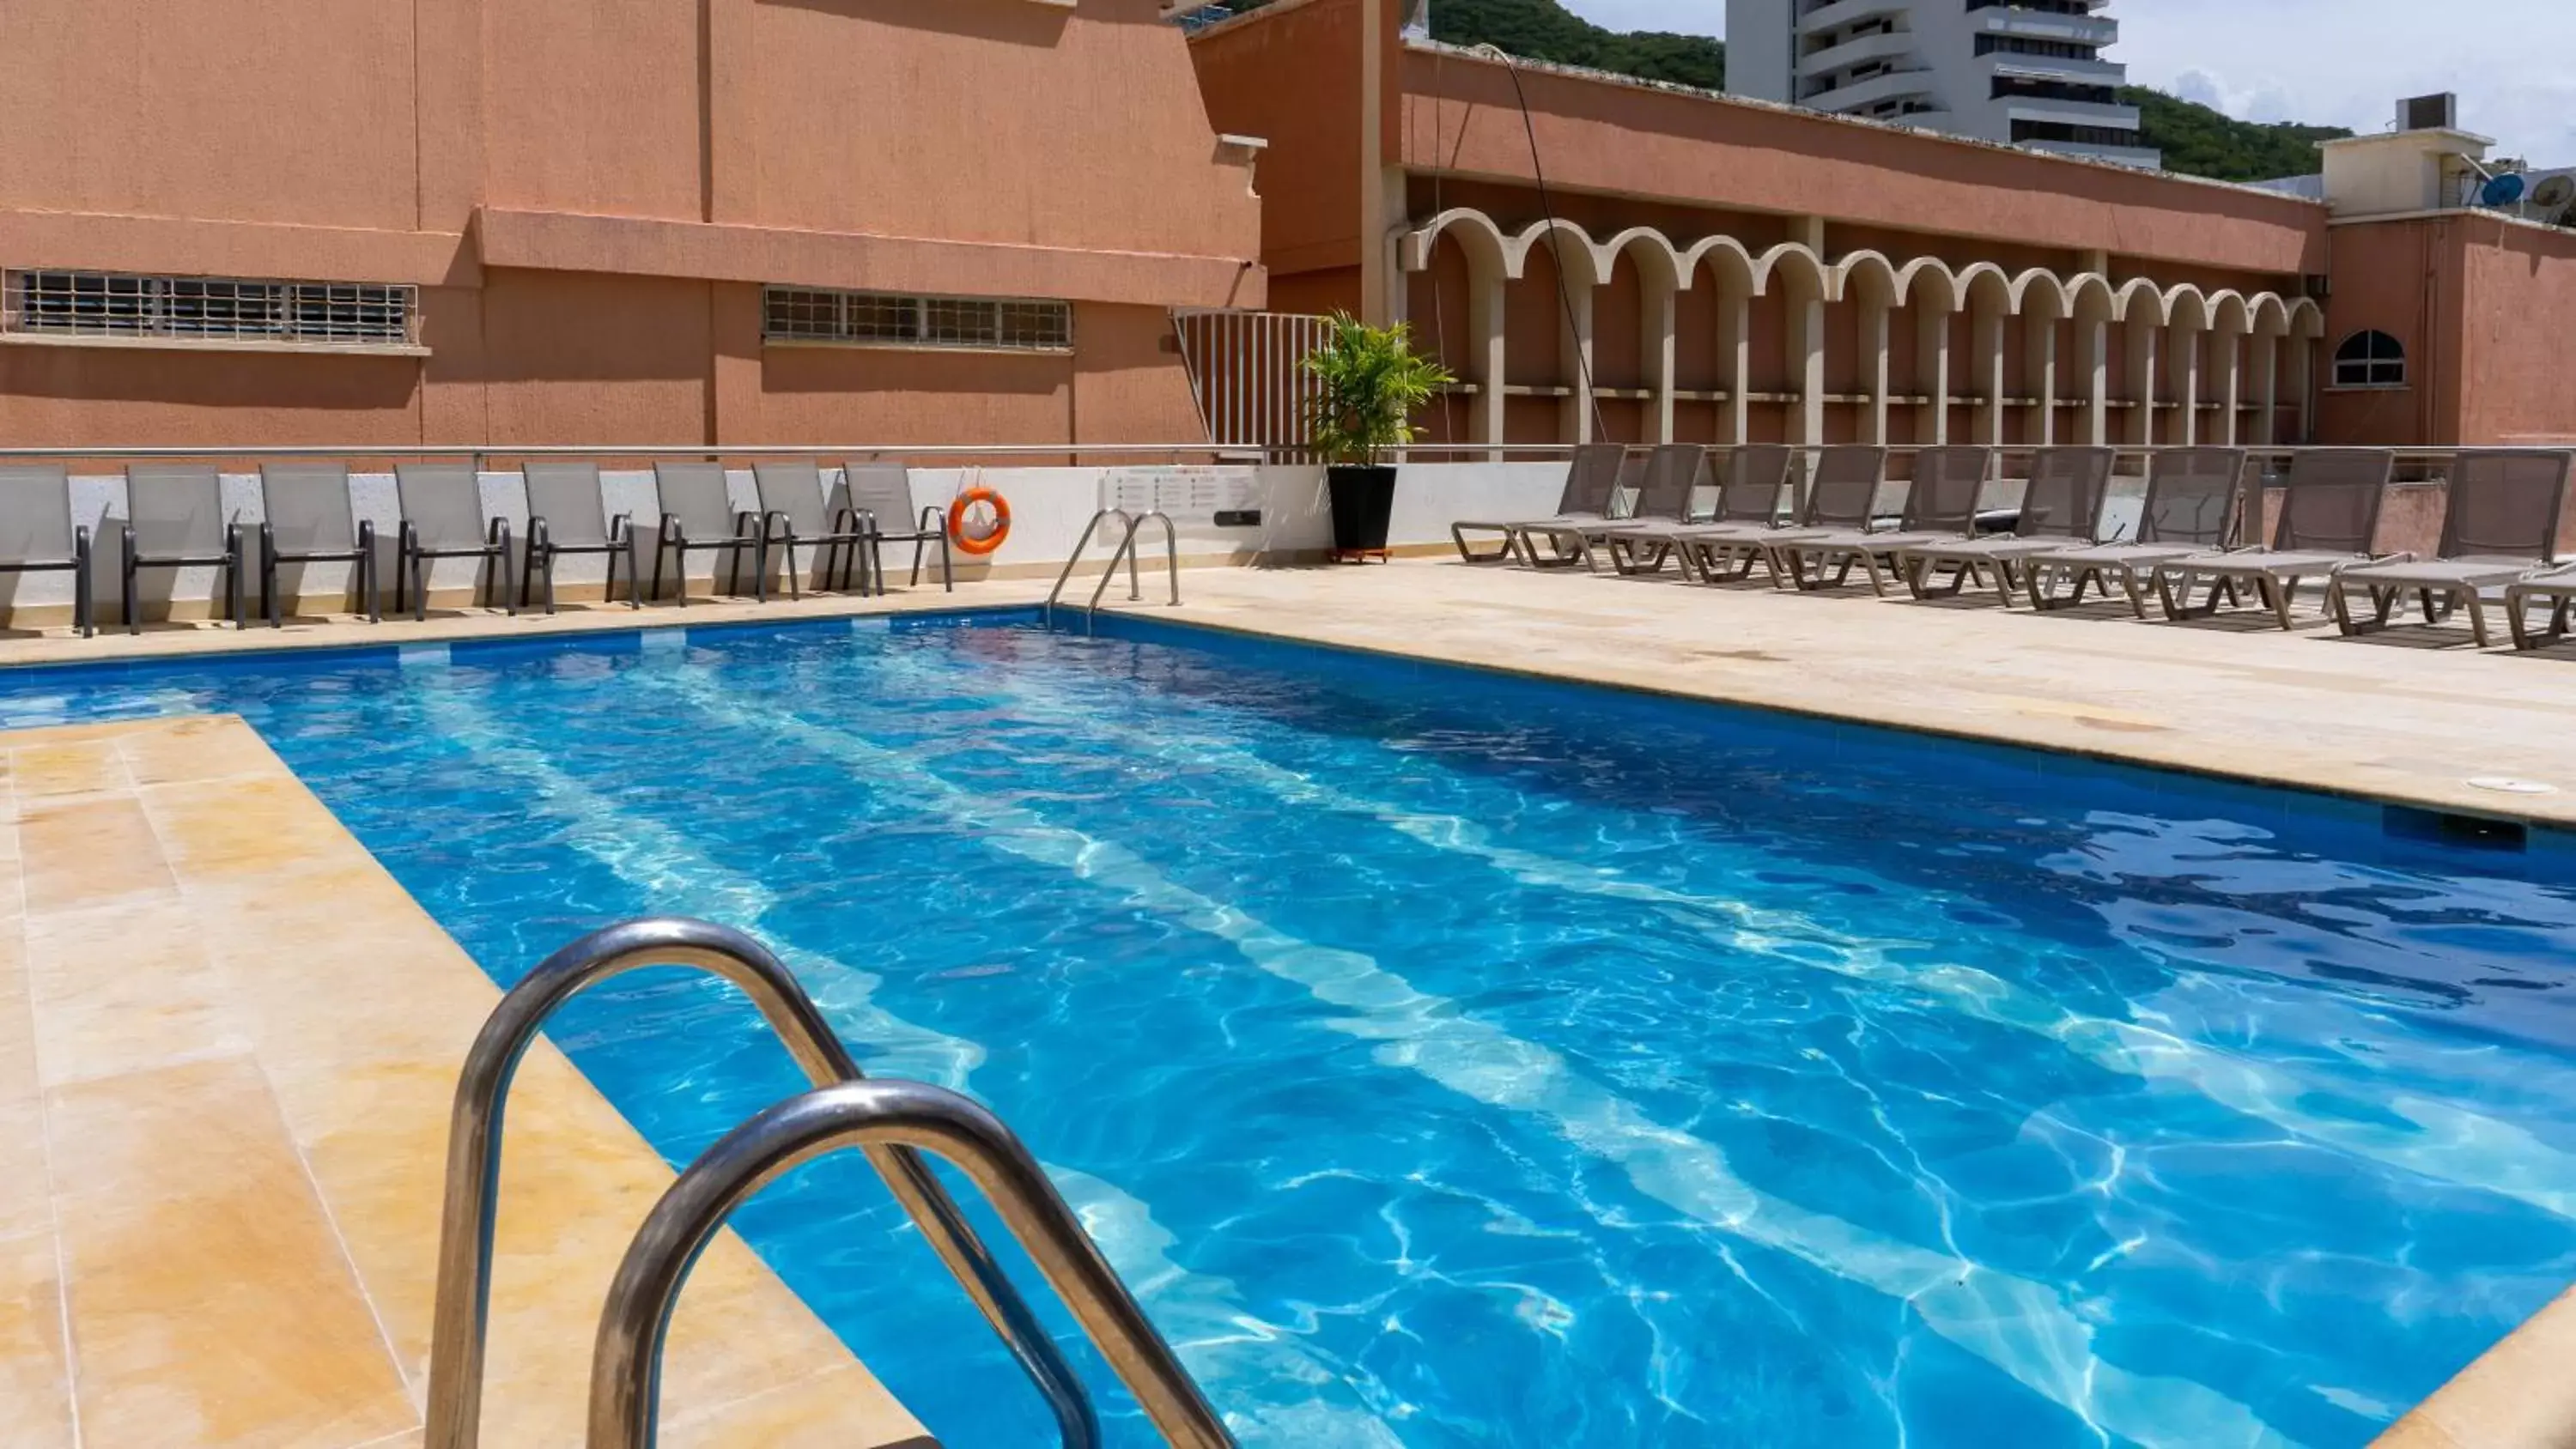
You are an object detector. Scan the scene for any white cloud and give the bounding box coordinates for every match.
[1545,0,2576,165]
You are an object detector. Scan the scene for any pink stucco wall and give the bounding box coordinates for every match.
[0,0,1261,450]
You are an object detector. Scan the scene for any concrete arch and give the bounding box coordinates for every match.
[2250,292,2293,337]
[2208,290,2254,337]
[2287,296,2326,339]
[2112,276,2171,327]
[1755,241,1834,300]
[1507,217,1610,288]
[1400,208,1511,277]
[1834,250,1907,306]
[2065,272,2118,325]
[2012,267,2072,320]
[2166,284,2215,332]
[1898,256,1966,312]
[1682,234,1763,295]
[1600,226,1689,293]
[1954,261,2016,314]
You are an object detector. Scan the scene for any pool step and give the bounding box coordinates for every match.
[421,915,1231,1449]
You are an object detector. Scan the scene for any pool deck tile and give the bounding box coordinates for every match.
[0,716,933,1449]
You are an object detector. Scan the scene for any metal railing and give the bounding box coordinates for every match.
[424,918,1101,1449]
[1171,309,1334,454]
[1046,508,1180,633]
[592,1078,1233,1449]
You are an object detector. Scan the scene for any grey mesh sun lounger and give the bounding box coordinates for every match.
[1626,444,1798,583]
[1597,445,1721,576]
[393,462,513,621]
[2151,448,2398,628]
[842,461,953,596]
[2020,447,2248,615]
[2329,449,2573,647]
[519,460,641,614]
[2508,563,2576,650]
[1678,444,1886,587]
[1450,443,1627,566]
[1898,446,2115,605]
[1580,444,1704,575]
[1774,445,1991,595]
[122,463,249,633]
[256,462,377,626]
[753,460,869,597]
[650,462,763,603]
[0,464,98,638]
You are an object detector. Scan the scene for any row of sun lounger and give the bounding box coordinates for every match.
[0,459,956,636]
[1454,442,2576,650]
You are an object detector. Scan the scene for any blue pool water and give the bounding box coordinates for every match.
[11,613,2576,1448]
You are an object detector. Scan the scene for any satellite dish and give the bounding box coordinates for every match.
[2482,173,2530,208]
[2533,174,2576,212]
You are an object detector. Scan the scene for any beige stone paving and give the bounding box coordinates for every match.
[1143,558,2576,829]
[0,717,931,1449]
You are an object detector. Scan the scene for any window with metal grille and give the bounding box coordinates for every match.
[762,286,1072,351]
[2332,330,2406,388]
[1,270,417,347]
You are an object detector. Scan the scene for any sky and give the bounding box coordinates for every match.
[1552,0,2576,166]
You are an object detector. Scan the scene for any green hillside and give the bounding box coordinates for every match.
[2122,88,2350,182]
[1200,0,2342,184]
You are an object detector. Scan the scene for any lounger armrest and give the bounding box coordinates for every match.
[731,507,762,542]
[526,515,553,552]
[918,504,946,532]
[854,507,883,536]
[256,519,276,563]
[355,518,377,554]
[606,511,633,546]
[829,505,863,535]
[397,518,419,555]
[483,514,510,549]
[757,508,794,542]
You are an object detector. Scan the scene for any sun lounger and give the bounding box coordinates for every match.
[1897,446,2115,605]
[1773,445,1991,594]
[519,460,641,614]
[2150,448,2397,627]
[1676,445,1886,587]
[2328,450,2573,647]
[1601,445,1795,582]
[1566,444,1703,575]
[393,462,514,621]
[121,464,249,633]
[752,460,868,597]
[649,463,763,603]
[2020,447,2248,615]
[1449,443,1627,566]
[842,461,953,596]
[2508,562,2576,649]
[255,462,377,626]
[0,464,98,638]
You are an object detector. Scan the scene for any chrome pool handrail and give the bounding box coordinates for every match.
[1044,507,1137,627]
[423,917,1099,1449]
[1080,509,1180,635]
[591,1079,1235,1449]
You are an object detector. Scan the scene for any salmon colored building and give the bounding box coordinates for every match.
[1186,0,2576,452]
[0,0,1264,452]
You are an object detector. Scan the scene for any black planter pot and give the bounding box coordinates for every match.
[1325,464,1399,562]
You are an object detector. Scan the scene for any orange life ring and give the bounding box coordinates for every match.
[948,485,1012,556]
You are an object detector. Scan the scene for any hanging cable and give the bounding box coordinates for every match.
[1469,42,1607,442]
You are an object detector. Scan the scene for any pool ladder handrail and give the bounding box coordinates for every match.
[1045,507,1180,634]
[421,917,1216,1449]
[593,1077,1232,1449]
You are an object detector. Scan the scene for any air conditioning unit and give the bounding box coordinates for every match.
[2399,93,2458,132]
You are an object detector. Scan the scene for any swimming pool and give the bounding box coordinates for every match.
[10,612,2575,1448]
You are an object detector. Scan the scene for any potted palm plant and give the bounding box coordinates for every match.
[1301,312,1454,562]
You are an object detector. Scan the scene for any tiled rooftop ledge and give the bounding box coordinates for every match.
[0,715,931,1448]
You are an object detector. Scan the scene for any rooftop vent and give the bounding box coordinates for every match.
[2399,93,2458,132]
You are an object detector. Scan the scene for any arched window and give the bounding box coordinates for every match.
[2333,330,2406,388]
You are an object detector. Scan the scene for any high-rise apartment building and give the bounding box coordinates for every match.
[1726,0,2159,167]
